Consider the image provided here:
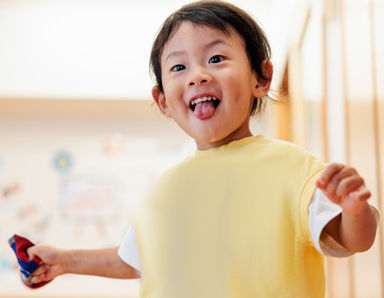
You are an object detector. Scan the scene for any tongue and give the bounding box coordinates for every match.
[194,101,215,119]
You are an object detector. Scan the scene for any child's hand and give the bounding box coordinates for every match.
[27,245,65,284]
[316,163,371,215]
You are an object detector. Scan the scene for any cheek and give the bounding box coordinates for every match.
[162,89,185,114]
[163,76,182,96]
[223,66,251,86]
[226,73,254,100]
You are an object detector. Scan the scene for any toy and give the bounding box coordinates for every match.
[8,234,51,289]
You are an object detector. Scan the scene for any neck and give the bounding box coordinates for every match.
[196,127,253,151]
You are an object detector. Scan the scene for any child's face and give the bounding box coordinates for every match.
[152,21,270,150]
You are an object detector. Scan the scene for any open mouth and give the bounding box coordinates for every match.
[189,96,221,112]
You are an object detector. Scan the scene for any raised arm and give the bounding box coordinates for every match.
[27,245,140,284]
[316,163,378,252]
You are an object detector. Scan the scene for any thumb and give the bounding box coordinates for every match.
[27,245,43,262]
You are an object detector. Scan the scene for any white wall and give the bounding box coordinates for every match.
[0,0,307,99]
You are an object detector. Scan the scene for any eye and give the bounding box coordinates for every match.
[209,55,224,64]
[171,64,186,72]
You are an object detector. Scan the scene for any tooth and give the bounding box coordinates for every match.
[191,96,218,106]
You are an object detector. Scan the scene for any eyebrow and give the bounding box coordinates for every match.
[164,39,229,64]
[204,39,228,49]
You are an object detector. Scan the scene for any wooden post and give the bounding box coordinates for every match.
[321,1,332,297]
[339,0,355,296]
[369,1,384,296]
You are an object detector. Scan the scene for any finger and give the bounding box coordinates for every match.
[338,187,371,214]
[32,264,50,276]
[27,246,38,260]
[324,191,341,205]
[324,167,358,194]
[317,163,345,188]
[349,187,371,202]
[340,189,370,214]
[27,245,47,261]
[30,272,49,284]
[30,267,56,283]
[335,175,365,197]
[340,194,363,214]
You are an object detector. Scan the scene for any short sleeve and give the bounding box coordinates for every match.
[118,227,142,271]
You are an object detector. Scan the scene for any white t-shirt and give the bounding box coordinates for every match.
[118,189,379,271]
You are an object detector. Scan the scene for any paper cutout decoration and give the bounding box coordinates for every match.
[53,151,73,174]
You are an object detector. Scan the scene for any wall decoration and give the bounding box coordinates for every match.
[0,256,13,272]
[59,176,121,221]
[103,134,126,157]
[1,182,20,200]
[52,151,74,174]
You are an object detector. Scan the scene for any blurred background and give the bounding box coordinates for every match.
[0,0,383,297]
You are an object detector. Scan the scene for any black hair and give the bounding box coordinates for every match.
[149,0,272,116]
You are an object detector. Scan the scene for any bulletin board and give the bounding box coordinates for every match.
[0,116,194,297]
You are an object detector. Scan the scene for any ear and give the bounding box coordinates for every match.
[253,60,273,98]
[152,86,171,117]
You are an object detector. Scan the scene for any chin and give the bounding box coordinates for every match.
[198,133,223,143]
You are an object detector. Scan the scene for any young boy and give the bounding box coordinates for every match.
[25,1,378,297]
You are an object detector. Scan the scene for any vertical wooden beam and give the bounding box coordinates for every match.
[288,7,311,148]
[321,1,329,170]
[288,48,305,147]
[274,64,292,142]
[369,1,384,296]
[321,1,332,297]
[339,0,355,296]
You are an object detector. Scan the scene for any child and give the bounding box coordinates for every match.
[24,1,378,297]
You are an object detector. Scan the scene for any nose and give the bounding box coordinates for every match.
[187,66,212,87]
